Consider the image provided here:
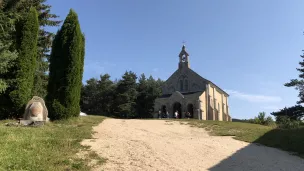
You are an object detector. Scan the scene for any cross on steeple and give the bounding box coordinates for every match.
[182,40,186,45]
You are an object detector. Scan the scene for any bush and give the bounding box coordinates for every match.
[248,112,275,126]
[265,116,276,126]
[276,115,301,129]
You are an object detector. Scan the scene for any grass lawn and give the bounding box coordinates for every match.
[0,115,106,171]
[183,119,304,158]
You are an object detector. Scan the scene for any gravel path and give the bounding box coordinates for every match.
[81,119,304,171]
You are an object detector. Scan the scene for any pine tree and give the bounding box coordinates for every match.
[271,105,304,121]
[2,0,61,97]
[9,7,39,112]
[136,74,148,118]
[0,41,17,93]
[145,76,163,117]
[46,9,84,120]
[81,74,116,116]
[285,50,304,104]
[113,71,138,118]
[33,0,61,97]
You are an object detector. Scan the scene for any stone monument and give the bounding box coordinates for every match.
[24,96,49,122]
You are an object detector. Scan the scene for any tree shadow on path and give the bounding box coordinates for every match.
[209,128,304,171]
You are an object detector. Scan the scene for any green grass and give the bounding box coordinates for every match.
[0,115,106,171]
[183,119,304,157]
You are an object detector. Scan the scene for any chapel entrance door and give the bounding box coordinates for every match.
[187,104,194,118]
[173,102,182,119]
[161,105,167,118]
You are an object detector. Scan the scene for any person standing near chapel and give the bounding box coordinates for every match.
[175,111,178,119]
[187,112,190,119]
[166,111,169,119]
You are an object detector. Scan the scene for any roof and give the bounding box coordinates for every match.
[159,91,203,99]
[188,68,229,96]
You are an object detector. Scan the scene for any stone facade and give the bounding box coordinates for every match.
[154,45,232,121]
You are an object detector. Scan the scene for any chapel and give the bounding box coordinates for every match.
[154,45,232,121]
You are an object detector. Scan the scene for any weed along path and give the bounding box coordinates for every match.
[81,119,304,171]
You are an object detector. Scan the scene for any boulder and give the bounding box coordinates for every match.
[24,96,49,122]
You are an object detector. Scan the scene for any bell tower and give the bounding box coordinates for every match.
[178,44,190,69]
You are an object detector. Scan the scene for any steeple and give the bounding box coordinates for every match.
[178,43,190,69]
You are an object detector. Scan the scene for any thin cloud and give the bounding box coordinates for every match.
[261,106,281,111]
[84,63,104,75]
[84,60,116,74]
[152,68,159,72]
[103,61,117,67]
[225,89,282,103]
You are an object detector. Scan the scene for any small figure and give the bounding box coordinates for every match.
[188,112,191,119]
[158,110,161,119]
[166,111,169,119]
[175,111,178,119]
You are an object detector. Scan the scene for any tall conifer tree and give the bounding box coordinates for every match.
[285,51,304,104]
[136,74,148,118]
[2,0,61,97]
[9,7,39,112]
[46,9,85,120]
[113,71,138,118]
[0,42,17,94]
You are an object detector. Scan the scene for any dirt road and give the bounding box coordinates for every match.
[81,119,304,171]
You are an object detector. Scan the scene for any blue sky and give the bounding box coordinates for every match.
[47,0,304,119]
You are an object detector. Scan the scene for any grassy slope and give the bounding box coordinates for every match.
[184,120,304,157]
[0,115,105,171]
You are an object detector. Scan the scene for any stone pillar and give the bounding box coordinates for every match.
[197,99,201,120]
[226,96,229,116]
[168,103,173,118]
[205,84,209,120]
[213,87,216,120]
[201,110,205,120]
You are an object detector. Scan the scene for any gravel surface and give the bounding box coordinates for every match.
[81,119,304,171]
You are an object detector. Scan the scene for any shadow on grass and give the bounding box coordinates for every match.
[208,127,304,171]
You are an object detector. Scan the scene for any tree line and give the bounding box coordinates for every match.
[0,0,85,120]
[80,72,164,118]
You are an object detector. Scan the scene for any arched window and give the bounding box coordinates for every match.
[185,79,188,91]
[180,80,183,91]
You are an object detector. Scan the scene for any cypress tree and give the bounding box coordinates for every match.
[9,7,39,112]
[46,9,85,120]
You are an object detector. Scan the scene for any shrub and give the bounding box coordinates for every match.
[276,115,301,129]
[265,116,276,126]
[248,112,275,126]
